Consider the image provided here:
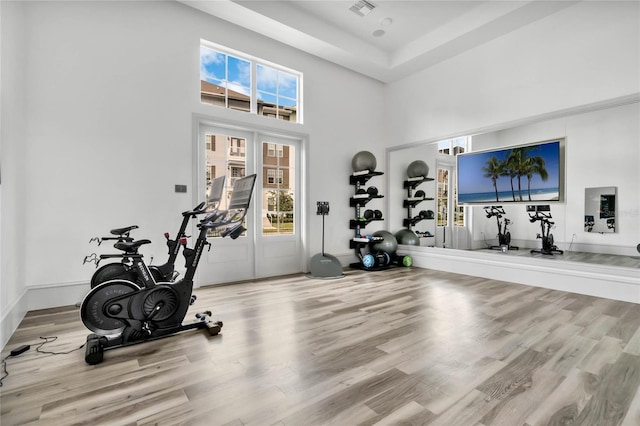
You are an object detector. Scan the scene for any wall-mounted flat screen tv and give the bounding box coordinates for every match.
[457,138,563,204]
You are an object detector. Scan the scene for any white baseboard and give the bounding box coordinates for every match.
[27,281,89,311]
[1,289,28,351]
[1,281,89,351]
[399,245,640,304]
[473,239,636,257]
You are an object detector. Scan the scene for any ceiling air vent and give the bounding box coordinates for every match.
[349,0,376,17]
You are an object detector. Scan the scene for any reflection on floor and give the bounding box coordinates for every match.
[475,247,640,269]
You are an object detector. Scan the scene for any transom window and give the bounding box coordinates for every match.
[200,40,302,123]
[438,136,468,155]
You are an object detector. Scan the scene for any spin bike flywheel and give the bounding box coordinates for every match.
[142,286,179,322]
[81,280,140,336]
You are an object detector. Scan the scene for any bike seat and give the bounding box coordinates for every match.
[114,239,151,253]
[110,225,139,236]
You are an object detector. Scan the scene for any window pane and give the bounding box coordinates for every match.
[205,134,247,237]
[200,47,226,82]
[278,96,297,108]
[454,183,464,227]
[262,190,294,235]
[262,142,295,235]
[278,72,297,99]
[257,64,277,93]
[228,55,250,89]
[258,91,277,105]
[437,168,449,227]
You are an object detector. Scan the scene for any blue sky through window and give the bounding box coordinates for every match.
[257,64,298,109]
[200,46,250,96]
[200,41,301,122]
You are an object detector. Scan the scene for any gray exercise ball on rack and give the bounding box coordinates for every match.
[407,160,429,178]
[352,151,377,172]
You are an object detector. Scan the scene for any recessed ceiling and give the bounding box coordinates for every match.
[181,0,578,83]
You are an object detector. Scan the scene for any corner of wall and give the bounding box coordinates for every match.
[0,289,28,351]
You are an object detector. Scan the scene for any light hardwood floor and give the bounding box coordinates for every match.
[1,268,640,425]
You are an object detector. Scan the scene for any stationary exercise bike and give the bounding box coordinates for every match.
[484,205,518,250]
[80,174,257,365]
[84,176,226,288]
[528,205,563,255]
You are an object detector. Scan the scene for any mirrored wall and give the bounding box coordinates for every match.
[386,100,639,268]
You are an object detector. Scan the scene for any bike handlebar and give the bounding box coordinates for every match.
[183,201,207,216]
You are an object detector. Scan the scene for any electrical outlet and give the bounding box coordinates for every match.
[175,184,187,193]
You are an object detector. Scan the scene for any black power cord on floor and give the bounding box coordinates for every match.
[0,337,85,387]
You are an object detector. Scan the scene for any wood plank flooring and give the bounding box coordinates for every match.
[1,268,640,425]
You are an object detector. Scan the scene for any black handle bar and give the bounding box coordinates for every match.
[183,201,207,216]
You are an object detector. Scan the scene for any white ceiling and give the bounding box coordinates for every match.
[181,0,578,83]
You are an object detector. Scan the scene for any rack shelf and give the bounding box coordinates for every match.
[403,175,435,242]
[350,170,387,270]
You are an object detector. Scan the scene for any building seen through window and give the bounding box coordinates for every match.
[200,42,301,123]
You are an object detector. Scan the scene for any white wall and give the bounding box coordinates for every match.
[1,1,29,349]
[384,1,639,145]
[0,0,386,348]
[385,0,640,255]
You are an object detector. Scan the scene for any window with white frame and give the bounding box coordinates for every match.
[438,136,468,156]
[266,143,283,157]
[206,134,215,151]
[267,169,284,185]
[437,136,469,227]
[200,41,302,123]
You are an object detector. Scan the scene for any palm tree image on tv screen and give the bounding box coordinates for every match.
[457,140,561,204]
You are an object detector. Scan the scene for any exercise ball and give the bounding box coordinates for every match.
[352,151,377,172]
[407,160,429,178]
[395,229,420,246]
[371,230,398,255]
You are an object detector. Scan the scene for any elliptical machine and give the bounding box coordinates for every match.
[484,206,518,251]
[528,205,563,255]
[80,174,256,365]
[84,176,226,288]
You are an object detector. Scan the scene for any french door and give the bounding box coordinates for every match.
[194,122,303,286]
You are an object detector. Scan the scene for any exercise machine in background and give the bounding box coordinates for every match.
[528,205,563,255]
[483,205,518,251]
